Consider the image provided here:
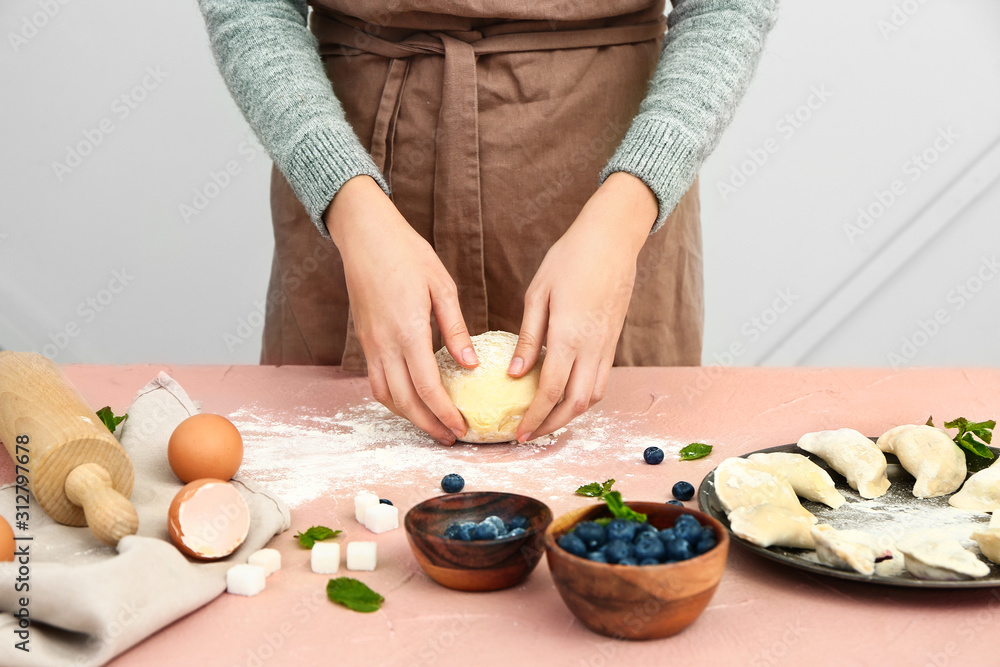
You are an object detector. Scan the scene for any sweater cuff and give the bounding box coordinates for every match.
[284,127,391,238]
[599,117,699,234]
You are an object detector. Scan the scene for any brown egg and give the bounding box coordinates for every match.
[168,479,250,560]
[0,516,14,562]
[168,413,243,483]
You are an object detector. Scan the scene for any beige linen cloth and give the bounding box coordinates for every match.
[0,372,291,667]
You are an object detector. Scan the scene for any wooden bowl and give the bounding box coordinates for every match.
[405,491,553,592]
[544,502,729,639]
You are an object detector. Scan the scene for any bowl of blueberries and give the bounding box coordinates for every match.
[404,490,553,592]
[544,502,729,639]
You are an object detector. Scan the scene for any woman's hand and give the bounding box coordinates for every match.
[509,172,659,442]
[326,175,479,445]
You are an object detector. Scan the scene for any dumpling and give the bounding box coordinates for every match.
[949,459,1000,512]
[797,428,890,499]
[971,512,1000,565]
[728,504,817,549]
[897,533,990,580]
[810,525,884,575]
[713,457,816,523]
[747,452,846,509]
[876,424,966,498]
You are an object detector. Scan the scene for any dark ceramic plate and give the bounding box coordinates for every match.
[698,442,1000,588]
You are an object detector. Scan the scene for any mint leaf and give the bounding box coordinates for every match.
[680,443,713,461]
[96,406,127,435]
[604,491,647,523]
[944,418,995,461]
[576,479,615,498]
[925,415,935,427]
[295,526,341,549]
[957,433,994,459]
[327,577,384,613]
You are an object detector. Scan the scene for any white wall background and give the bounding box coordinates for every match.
[1,0,998,367]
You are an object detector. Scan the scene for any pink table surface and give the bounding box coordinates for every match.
[7,365,1000,667]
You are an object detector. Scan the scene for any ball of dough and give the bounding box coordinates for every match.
[436,331,543,443]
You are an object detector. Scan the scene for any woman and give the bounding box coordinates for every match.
[198,0,777,445]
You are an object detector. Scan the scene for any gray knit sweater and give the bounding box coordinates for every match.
[198,0,778,236]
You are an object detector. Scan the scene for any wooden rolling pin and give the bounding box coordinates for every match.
[0,351,138,545]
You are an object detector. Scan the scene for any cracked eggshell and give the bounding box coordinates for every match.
[168,479,250,560]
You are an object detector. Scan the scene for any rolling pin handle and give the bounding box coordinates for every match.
[64,463,140,546]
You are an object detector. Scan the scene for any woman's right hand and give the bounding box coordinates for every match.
[325,175,478,445]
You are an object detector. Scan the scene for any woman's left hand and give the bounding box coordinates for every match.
[509,172,660,442]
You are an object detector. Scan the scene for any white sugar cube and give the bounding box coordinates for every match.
[346,541,377,571]
[226,564,266,597]
[311,542,341,574]
[247,548,281,576]
[354,492,380,523]
[364,503,399,534]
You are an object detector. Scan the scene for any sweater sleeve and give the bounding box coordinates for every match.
[600,0,779,232]
[197,0,390,237]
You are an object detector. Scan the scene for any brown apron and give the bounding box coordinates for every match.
[262,0,703,371]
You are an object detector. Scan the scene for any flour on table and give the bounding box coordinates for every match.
[230,400,686,508]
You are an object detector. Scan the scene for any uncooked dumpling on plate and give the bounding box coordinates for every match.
[897,533,990,581]
[949,459,1000,512]
[727,504,817,549]
[971,513,1000,565]
[713,457,816,523]
[797,428,891,499]
[810,525,884,576]
[747,452,846,509]
[876,424,966,498]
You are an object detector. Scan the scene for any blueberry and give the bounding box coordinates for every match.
[483,515,507,536]
[558,533,588,557]
[506,527,526,538]
[675,523,701,544]
[639,557,661,566]
[696,533,717,554]
[508,515,530,531]
[633,522,658,542]
[452,522,476,541]
[667,500,684,507]
[675,513,701,530]
[633,533,666,561]
[574,521,607,550]
[379,498,393,505]
[473,521,499,540]
[606,518,638,543]
[587,551,609,563]
[618,557,639,566]
[441,473,465,493]
[602,539,633,564]
[672,481,695,501]
[657,527,677,544]
[662,536,694,562]
[643,446,664,465]
[443,523,463,539]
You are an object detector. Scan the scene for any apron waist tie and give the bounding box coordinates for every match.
[312,12,666,370]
